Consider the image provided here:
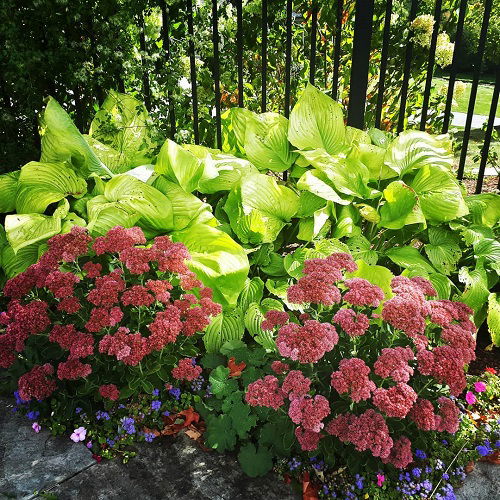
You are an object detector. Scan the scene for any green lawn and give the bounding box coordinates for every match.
[433,77,499,117]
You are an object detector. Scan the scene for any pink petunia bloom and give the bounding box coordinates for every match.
[32,422,41,433]
[465,391,476,405]
[474,382,487,393]
[70,426,87,442]
[377,474,385,487]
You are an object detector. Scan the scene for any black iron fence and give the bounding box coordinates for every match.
[162,0,498,194]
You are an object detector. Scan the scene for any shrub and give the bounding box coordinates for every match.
[0,225,221,416]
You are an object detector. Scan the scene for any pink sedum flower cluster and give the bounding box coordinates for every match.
[255,253,476,468]
[0,226,221,402]
[171,358,202,381]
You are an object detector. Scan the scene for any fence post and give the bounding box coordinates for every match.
[309,2,318,85]
[187,0,199,143]
[457,0,493,180]
[261,0,268,112]
[212,0,222,148]
[347,0,375,129]
[332,0,344,101]
[236,0,244,107]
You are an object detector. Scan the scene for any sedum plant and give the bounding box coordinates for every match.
[206,252,477,476]
[0,225,222,418]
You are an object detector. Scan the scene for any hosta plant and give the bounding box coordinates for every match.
[207,252,478,476]
[0,225,222,420]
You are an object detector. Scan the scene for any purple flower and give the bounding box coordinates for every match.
[32,422,41,433]
[26,410,40,420]
[107,438,115,447]
[476,441,493,456]
[96,410,110,421]
[70,426,87,442]
[14,391,28,405]
[415,449,426,459]
[75,407,83,414]
[169,388,181,400]
[144,432,156,443]
[162,410,170,417]
[474,381,486,393]
[441,439,448,446]
[465,391,476,405]
[152,388,160,397]
[151,400,162,411]
[412,468,421,478]
[86,441,93,449]
[442,473,449,480]
[495,440,500,448]
[120,417,136,435]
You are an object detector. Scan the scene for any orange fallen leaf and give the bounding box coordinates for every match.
[302,471,319,500]
[228,357,246,377]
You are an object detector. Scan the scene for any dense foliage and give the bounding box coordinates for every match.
[2,0,497,171]
[1,82,499,493]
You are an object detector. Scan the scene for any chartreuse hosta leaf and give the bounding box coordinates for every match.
[487,293,500,346]
[244,112,297,172]
[473,238,500,269]
[15,162,87,214]
[89,90,155,169]
[86,195,141,236]
[355,143,397,180]
[244,298,284,351]
[152,176,214,230]
[224,173,299,244]
[0,171,20,213]
[172,223,249,308]
[424,227,462,275]
[332,205,362,239]
[297,169,350,205]
[40,97,113,178]
[203,308,245,353]
[384,130,453,177]
[458,261,490,324]
[5,213,62,253]
[238,277,265,310]
[385,246,436,274]
[288,83,346,154]
[155,139,204,193]
[466,193,500,227]
[1,242,40,278]
[197,153,258,194]
[297,203,332,241]
[347,235,378,265]
[379,181,418,230]
[297,149,374,199]
[104,174,174,234]
[408,165,468,223]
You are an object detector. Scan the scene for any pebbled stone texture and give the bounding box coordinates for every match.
[455,462,500,500]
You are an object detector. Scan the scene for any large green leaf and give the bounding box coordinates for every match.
[15,162,87,214]
[244,112,297,172]
[409,165,469,223]
[297,204,332,241]
[297,149,373,199]
[155,139,204,193]
[473,238,500,269]
[238,277,265,310]
[1,242,40,278]
[172,223,249,307]
[104,174,174,233]
[203,308,245,353]
[424,227,462,275]
[197,154,258,194]
[244,299,283,351]
[39,97,112,178]
[385,246,436,274]
[86,195,141,236]
[288,83,345,154]
[465,193,500,227]
[297,169,350,205]
[384,131,453,177]
[224,173,300,244]
[4,213,62,253]
[238,444,273,477]
[152,176,214,230]
[379,181,418,229]
[487,293,500,346]
[347,235,378,265]
[88,90,155,169]
[458,262,490,321]
[332,205,361,239]
[356,143,397,180]
[0,171,20,213]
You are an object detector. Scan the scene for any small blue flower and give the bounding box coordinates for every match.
[425,466,433,474]
[107,438,115,447]
[422,480,433,491]
[120,417,136,435]
[26,410,40,420]
[162,410,170,417]
[441,439,448,446]
[14,391,28,405]
[151,400,162,411]
[75,407,83,414]
[412,468,422,478]
[442,473,449,480]
[152,388,160,397]
[415,449,427,459]
[476,442,493,456]
[495,440,500,448]
[96,410,110,421]
[144,432,155,443]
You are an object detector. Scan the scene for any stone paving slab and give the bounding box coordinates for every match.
[455,462,500,500]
